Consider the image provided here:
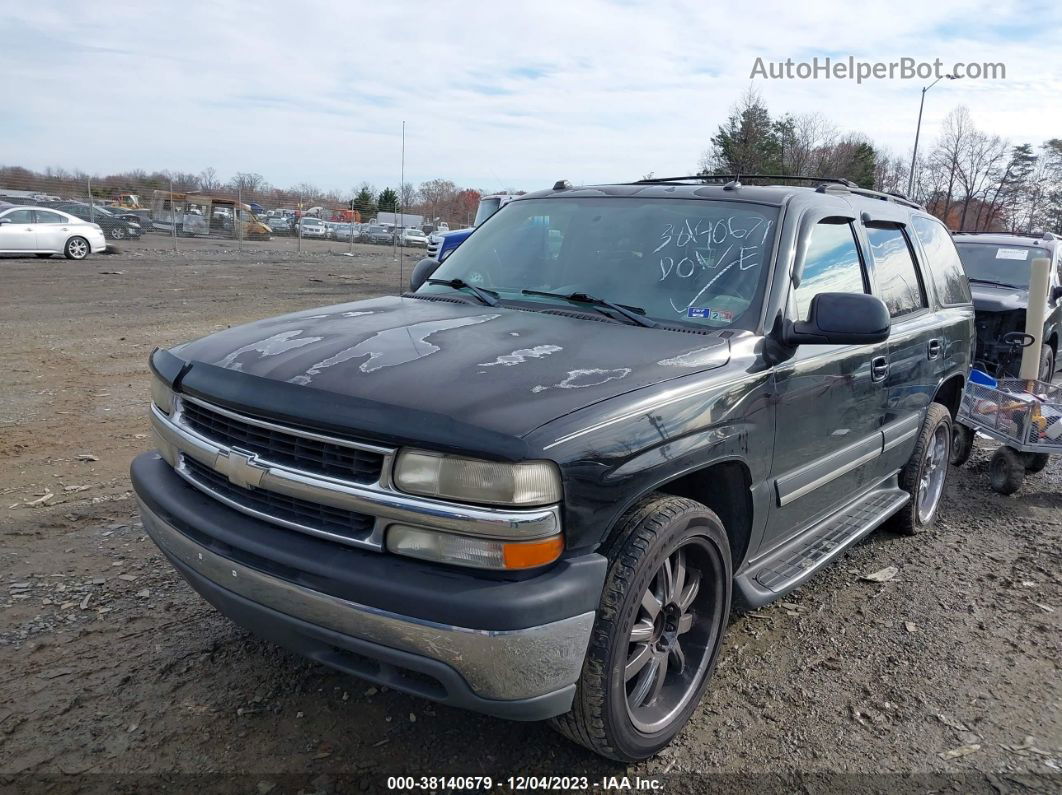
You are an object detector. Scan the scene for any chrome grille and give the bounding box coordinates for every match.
[182,456,376,542]
[181,398,384,484]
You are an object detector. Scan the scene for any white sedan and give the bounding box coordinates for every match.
[0,206,107,259]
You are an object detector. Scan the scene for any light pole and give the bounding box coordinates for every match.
[907,73,960,197]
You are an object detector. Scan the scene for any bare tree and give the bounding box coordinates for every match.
[199,167,222,193]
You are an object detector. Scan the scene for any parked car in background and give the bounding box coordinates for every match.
[134,176,973,762]
[0,206,107,259]
[953,231,1062,381]
[267,215,294,236]
[399,227,428,247]
[299,217,327,239]
[331,222,355,243]
[52,202,142,241]
[365,224,392,245]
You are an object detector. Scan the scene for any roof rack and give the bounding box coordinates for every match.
[632,174,858,187]
[952,230,1057,240]
[631,174,927,211]
[844,186,924,211]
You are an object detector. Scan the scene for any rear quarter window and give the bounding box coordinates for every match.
[910,216,972,306]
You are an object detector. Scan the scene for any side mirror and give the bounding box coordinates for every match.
[1051,285,1062,304]
[0,218,10,225]
[786,292,891,346]
[409,257,441,292]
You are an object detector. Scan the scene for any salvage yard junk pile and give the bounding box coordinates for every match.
[0,194,1059,787]
[134,175,983,761]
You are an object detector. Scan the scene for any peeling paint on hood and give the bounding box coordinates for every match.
[168,296,734,438]
[215,330,323,371]
[290,314,499,384]
[479,345,563,368]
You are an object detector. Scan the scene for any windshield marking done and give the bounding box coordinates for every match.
[479,345,563,367]
[531,367,631,393]
[656,215,774,317]
[422,197,778,331]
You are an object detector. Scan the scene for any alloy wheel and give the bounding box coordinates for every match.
[624,540,721,734]
[68,239,88,259]
[917,423,950,523]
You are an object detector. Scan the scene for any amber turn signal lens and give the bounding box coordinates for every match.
[502,536,564,569]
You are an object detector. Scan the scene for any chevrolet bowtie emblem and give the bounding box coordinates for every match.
[214,448,266,489]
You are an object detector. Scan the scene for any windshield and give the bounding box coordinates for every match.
[956,243,1052,288]
[473,197,503,226]
[423,197,779,329]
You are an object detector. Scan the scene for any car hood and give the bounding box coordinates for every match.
[169,296,731,440]
[970,282,1028,313]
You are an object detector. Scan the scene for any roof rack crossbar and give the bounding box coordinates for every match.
[632,174,858,187]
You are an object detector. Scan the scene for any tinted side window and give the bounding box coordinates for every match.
[793,221,867,321]
[3,209,35,224]
[35,210,65,224]
[867,226,926,318]
[910,216,971,305]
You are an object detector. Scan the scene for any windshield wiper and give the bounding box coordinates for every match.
[427,278,499,306]
[521,289,657,328]
[969,277,1023,290]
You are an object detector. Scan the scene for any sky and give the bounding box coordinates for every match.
[2,0,1061,194]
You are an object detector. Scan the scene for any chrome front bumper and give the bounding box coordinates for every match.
[139,497,595,703]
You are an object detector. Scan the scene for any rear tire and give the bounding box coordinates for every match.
[989,446,1025,495]
[550,494,731,761]
[64,236,89,260]
[892,403,952,535]
[950,423,974,467]
[1039,345,1055,383]
[1023,452,1050,474]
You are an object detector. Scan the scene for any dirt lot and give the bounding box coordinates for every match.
[1,235,1059,793]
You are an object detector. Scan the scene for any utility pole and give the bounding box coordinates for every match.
[907,73,960,197]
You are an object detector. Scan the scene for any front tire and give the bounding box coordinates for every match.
[550,494,731,761]
[64,236,89,260]
[892,403,952,535]
[109,226,126,240]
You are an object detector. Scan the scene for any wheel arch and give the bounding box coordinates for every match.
[604,458,755,570]
[932,373,965,419]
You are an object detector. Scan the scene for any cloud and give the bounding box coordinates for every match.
[2,0,1059,193]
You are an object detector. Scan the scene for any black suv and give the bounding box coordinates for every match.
[132,177,973,761]
[953,232,1061,380]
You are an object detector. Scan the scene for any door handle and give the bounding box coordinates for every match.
[871,356,889,382]
[927,338,942,359]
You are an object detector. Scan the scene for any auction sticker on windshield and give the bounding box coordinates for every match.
[996,248,1030,260]
[687,306,733,321]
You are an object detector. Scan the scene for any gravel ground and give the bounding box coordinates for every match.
[0,236,1059,793]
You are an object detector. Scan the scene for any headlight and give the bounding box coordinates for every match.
[393,449,561,506]
[150,374,175,415]
[387,524,563,570]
